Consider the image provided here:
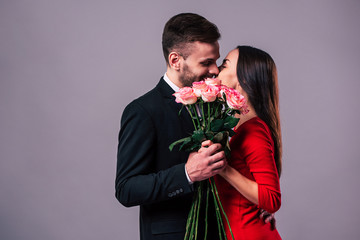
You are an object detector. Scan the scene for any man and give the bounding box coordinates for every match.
[115,13,225,239]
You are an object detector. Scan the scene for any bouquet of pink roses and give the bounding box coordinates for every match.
[169,78,248,240]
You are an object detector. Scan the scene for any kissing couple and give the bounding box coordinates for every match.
[116,13,282,240]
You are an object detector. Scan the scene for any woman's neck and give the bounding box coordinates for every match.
[235,105,257,128]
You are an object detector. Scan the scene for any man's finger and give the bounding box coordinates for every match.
[211,158,227,171]
[201,140,213,147]
[209,151,226,164]
[202,143,222,156]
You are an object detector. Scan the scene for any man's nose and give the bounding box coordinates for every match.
[209,64,219,76]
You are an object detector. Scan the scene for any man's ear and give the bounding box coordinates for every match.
[168,52,181,70]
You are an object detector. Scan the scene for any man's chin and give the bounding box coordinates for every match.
[180,76,211,86]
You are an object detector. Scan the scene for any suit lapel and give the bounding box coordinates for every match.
[157,78,194,135]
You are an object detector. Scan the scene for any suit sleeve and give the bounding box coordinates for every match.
[115,101,193,207]
[242,124,281,213]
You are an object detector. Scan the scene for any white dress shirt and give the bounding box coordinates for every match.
[163,73,193,184]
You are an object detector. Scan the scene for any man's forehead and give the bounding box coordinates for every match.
[191,41,220,59]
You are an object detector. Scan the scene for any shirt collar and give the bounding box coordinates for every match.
[163,73,180,92]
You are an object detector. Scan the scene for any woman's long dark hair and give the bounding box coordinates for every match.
[236,46,282,176]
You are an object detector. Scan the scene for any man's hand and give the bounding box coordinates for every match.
[259,209,276,230]
[185,141,226,182]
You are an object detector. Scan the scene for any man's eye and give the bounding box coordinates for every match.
[201,62,212,67]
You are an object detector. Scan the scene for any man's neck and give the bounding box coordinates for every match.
[166,68,183,88]
[163,72,180,92]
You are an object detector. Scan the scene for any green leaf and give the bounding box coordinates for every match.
[230,109,241,115]
[210,119,224,132]
[192,130,206,143]
[187,143,201,152]
[169,137,192,151]
[228,129,236,137]
[205,131,214,140]
[213,131,230,147]
[213,132,224,143]
[224,116,240,129]
[178,105,185,116]
[179,137,195,151]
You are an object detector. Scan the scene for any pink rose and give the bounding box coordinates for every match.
[192,81,208,97]
[204,78,222,86]
[173,87,198,105]
[201,84,220,102]
[225,89,248,113]
[220,85,231,99]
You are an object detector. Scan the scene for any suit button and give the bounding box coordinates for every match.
[179,188,183,193]
[176,190,180,194]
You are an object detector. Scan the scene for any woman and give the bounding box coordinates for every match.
[203,46,282,239]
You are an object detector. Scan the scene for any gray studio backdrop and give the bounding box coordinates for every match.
[1,0,360,239]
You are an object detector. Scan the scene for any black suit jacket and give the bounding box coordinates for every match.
[116,78,197,239]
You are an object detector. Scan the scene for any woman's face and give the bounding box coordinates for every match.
[218,49,241,91]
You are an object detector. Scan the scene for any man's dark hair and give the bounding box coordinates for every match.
[162,13,221,64]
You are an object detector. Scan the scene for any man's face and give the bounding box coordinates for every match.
[178,41,220,87]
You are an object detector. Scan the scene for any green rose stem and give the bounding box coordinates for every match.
[204,181,210,240]
[186,106,198,131]
[192,188,199,240]
[210,177,235,240]
[185,180,233,240]
[210,183,225,240]
[198,185,202,239]
[200,101,206,129]
[193,105,202,128]
[207,102,211,131]
[184,182,202,240]
[189,193,197,239]
[214,103,220,120]
[187,104,202,131]
[184,199,195,239]
[225,108,232,116]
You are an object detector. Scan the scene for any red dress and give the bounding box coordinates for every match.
[214,117,282,240]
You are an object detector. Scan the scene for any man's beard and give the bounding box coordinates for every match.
[179,63,212,87]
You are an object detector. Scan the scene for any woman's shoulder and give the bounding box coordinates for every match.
[238,117,270,134]
[236,117,273,146]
